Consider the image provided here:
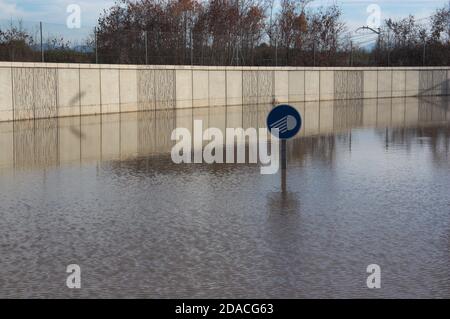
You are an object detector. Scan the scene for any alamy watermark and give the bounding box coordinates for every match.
[66,264,81,289]
[367,4,382,30]
[366,264,381,289]
[171,120,280,175]
[66,4,81,29]
[62,262,381,290]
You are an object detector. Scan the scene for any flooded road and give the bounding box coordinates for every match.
[0,97,449,298]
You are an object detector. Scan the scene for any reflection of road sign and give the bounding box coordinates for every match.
[267,104,302,140]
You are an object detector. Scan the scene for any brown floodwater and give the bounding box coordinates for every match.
[0,97,449,298]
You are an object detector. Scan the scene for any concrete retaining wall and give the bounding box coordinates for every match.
[0,62,449,122]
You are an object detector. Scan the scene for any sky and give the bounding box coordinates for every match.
[0,0,448,45]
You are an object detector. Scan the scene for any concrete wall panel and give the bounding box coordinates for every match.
[433,70,447,96]
[274,70,289,103]
[419,70,433,96]
[258,71,273,104]
[288,71,304,102]
[13,68,34,120]
[405,70,419,96]
[334,71,347,100]
[320,71,334,101]
[58,68,80,117]
[226,70,242,106]
[101,69,120,114]
[305,71,320,102]
[175,69,192,109]
[137,69,155,111]
[155,70,175,110]
[363,71,378,99]
[119,69,138,113]
[80,68,101,115]
[193,70,209,107]
[377,70,392,98]
[347,71,363,99]
[209,70,226,106]
[243,71,258,105]
[34,68,57,119]
[392,70,406,98]
[448,70,450,96]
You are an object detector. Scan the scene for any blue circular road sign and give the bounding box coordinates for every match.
[267,104,302,140]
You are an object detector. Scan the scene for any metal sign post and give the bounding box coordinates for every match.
[280,139,287,170]
[267,104,303,189]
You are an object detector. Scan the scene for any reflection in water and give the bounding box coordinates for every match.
[267,169,300,215]
[0,97,449,171]
[0,96,449,298]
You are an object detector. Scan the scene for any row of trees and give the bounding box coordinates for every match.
[95,0,348,65]
[367,6,450,66]
[0,0,449,66]
[0,22,93,63]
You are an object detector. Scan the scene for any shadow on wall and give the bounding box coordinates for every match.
[68,91,87,139]
[418,71,449,96]
[68,91,86,106]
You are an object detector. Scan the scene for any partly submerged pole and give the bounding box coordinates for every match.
[280,139,287,170]
[267,105,302,191]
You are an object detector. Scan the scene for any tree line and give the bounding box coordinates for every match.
[0,0,449,66]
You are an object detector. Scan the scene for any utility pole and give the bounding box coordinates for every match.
[350,41,354,66]
[423,41,426,66]
[275,38,278,66]
[231,0,242,66]
[144,31,148,65]
[269,0,275,47]
[377,28,381,66]
[269,0,276,66]
[313,40,316,66]
[40,22,44,62]
[94,27,98,64]
[190,29,194,66]
[355,26,382,65]
[387,30,391,66]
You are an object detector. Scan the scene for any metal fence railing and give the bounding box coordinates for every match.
[1,19,449,67]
